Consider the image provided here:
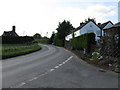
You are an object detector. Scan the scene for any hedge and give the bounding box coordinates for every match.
[70,33,96,53]
[1,36,34,44]
[53,37,63,46]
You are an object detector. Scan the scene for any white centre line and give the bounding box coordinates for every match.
[12,56,73,88]
[16,82,26,88]
[54,66,59,69]
[62,61,66,64]
[50,69,55,72]
[58,63,63,66]
[33,77,38,80]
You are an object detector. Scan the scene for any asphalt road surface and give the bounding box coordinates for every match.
[2,44,118,88]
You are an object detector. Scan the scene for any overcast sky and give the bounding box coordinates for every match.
[0,0,119,37]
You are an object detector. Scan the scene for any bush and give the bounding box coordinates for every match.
[70,33,96,53]
[34,37,49,44]
[92,52,101,60]
[1,36,34,44]
[81,54,92,60]
[53,37,63,46]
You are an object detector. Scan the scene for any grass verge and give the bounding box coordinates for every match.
[2,44,41,59]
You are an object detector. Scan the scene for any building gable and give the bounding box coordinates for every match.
[2,26,19,37]
[75,21,101,37]
[103,21,113,29]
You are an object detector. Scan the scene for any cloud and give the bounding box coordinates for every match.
[0,0,117,37]
[49,4,116,27]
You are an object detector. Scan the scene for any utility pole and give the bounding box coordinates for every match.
[118,1,120,22]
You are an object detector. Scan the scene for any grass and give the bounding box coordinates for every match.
[1,44,41,59]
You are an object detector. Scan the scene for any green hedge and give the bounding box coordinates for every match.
[70,33,96,52]
[1,36,34,44]
[53,37,63,46]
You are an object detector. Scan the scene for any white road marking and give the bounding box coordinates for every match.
[11,56,73,88]
[50,69,55,72]
[38,73,45,77]
[58,63,63,66]
[28,78,35,82]
[33,77,38,80]
[16,82,26,88]
[54,66,59,69]
[62,61,66,64]
[68,56,73,60]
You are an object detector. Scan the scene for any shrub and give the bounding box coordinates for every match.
[70,33,96,53]
[1,36,34,44]
[53,37,63,46]
[92,52,101,60]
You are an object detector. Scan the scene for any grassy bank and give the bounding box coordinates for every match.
[1,44,41,59]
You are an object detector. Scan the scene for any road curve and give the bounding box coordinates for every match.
[2,44,118,88]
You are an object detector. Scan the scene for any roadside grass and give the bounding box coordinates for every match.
[1,44,41,59]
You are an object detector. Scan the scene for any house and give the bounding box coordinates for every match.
[66,20,102,43]
[2,26,19,37]
[100,22,120,57]
[103,22,120,45]
[65,20,113,44]
[99,21,113,36]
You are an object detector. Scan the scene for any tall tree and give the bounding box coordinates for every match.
[56,20,74,46]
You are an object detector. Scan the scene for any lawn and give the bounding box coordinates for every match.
[1,44,41,59]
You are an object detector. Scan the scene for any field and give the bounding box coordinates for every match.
[1,44,41,59]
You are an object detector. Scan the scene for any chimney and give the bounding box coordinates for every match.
[98,23,101,26]
[12,26,16,32]
[118,1,120,22]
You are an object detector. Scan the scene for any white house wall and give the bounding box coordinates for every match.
[79,21,101,41]
[65,34,72,41]
[66,21,102,42]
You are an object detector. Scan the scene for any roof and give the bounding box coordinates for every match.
[104,22,120,30]
[74,20,101,31]
[110,22,120,28]
[2,30,19,37]
[99,21,113,29]
[66,20,101,36]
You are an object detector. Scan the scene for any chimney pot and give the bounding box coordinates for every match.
[12,26,16,32]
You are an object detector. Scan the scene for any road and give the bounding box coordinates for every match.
[2,44,118,88]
